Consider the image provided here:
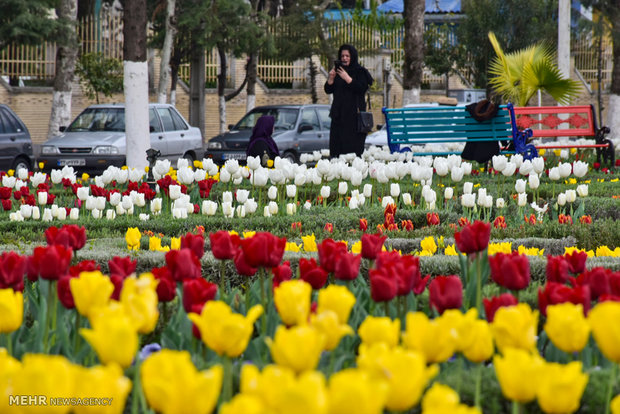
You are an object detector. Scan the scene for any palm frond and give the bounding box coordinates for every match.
[522,60,582,105]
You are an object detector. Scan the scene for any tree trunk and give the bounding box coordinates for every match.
[189,34,205,140]
[607,9,620,140]
[48,0,78,140]
[217,45,227,134]
[157,0,176,104]
[308,57,318,104]
[402,0,425,105]
[246,53,257,112]
[123,0,150,170]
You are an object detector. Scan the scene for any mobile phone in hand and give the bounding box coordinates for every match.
[334,60,342,70]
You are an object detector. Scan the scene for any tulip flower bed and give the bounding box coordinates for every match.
[0,148,619,414]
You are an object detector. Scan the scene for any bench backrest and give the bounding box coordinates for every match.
[383,105,513,152]
[513,105,596,138]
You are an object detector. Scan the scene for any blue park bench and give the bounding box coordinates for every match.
[382,103,538,159]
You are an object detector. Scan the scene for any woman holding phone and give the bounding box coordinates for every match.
[324,44,374,158]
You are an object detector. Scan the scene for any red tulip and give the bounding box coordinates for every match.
[570,267,612,300]
[272,261,292,289]
[110,275,124,300]
[538,282,591,316]
[152,266,176,303]
[483,293,518,322]
[413,274,431,295]
[233,248,258,277]
[182,278,217,313]
[429,275,463,314]
[29,245,73,281]
[564,250,587,274]
[384,203,397,217]
[69,260,100,277]
[324,223,334,233]
[299,258,328,290]
[57,274,78,309]
[45,225,87,251]
[0,251,26,291]
[489,252,530,291]
[1,199,12,211]
[493,216,507,229]
[165,248,202,282]
[0,187,11,200]
[240,232,286,268]
[361,233,387,260]
[181,233,205,259]
[369,268,397,302]
[546,255,570,284]
[359,218,368,232]
[333,252,361,281]
[108,256,137,279]
[454,220,490,254]
[400,219,414,231]
[209,230,240,260]
[190,303,205,339]
[426,212,440,226]
[317,238,347,273]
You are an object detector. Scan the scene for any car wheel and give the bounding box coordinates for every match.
[282,151,298,164]
[183,152,195,165]
[12,156,31,172]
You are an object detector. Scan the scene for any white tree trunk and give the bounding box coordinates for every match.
[246,94,255,113]
[606,94,620,141]
[157,0,176,104]
[219,95,226,134]
[402,88,420,106]
[124,61,150,170]
[170,89,177,106]
[48,91,73,137]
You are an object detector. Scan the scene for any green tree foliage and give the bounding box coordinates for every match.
[487,32,582,106]
[0,0,60,51]
[75,52,123,103]
[456,0,558,88]
[424,23,464,79]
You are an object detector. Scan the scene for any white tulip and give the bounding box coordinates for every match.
[402,192,412,206]
[16,168,28,180]
[244,198,258,214]
[484,195,493,209]
[51,170,63,184]
[577,184,588,197]
[42,208,53,222]
[286,185,297,198]
[519,160,533,176]
[363,183,373,198]
[463,182,473,194]
[222,201,233,217]
[9,212,23,222]
[496,198,505,209]
[219,168,231,183]
[252,168,269,187]
[350,170,363,187]
[106,209,116,220]
[246,156,261,171]
[50,204,59,218]
[2,176,16,189]
[91,209,102,219]
[57,207,67,221]
[390,183,400,198]
[69,208,78,220]
[172,207,188,219]
[461,193,476,208]
[32,207,40,220]
[128,168,145,183]
[219,191,232,204]
[177,158,190,170]
[150,198,162,214]
[121,195,133,211]
[337,181,348,195]
[557,193,567,206]
[565,189,577,203]
[434,158,449,177]
[532,157,545,174]
[194,169,207,182]
[502,162,517,177]
[558,162,572,178]
[37,191,48,206]
[528,173,540,190]
[236,189,250,204]
[515,179,527,194]
[109,192,121,206]
[450,166,464,182]
[224,159,240,175]
[304,201,312,210]
[492,155,507,172]
[76,186,90,201]
[95,196,107,211]
[444,187,454,200]
[573,161,588,178]
[461,162,472,175]
[320,186,331,199]
[477,188,487,202]
[168,185,182,200]
[115,204,125,215]
[240,167,250,179]
[512,154,523,168]
[560,149,569,159]
[548,167,561,181]
[268,186,278,200]
[381,196,395,208]
[518,192,527,207]
[268,201,278,215]
[201,200,217,216]
[286,203,296,215]
[294,173,306,187]
[116,169,129,184]
[19,204,32,219]
[31,172,47,188]
[177,167,195,185]
[236,205,246,218]
[84,196,97,211]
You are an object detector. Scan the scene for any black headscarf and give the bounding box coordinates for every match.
[338,44,374,87]
[246,115,280,157]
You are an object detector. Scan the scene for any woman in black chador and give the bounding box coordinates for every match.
[324,44,373,158]
[246,115,279,166]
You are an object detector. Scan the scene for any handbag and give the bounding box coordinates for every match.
[357,92,374,134]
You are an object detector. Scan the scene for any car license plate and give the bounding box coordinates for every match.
[222,153,246,161]
[58,159,86,166]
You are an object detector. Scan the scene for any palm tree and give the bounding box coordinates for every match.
[487,32,581,106]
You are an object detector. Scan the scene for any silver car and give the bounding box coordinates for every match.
[38,103,203,172]
[205,104,331,164]
[0,104,34,171]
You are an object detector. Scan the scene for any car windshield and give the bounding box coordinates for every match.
[234,108,299,131]
[66,108,125,132]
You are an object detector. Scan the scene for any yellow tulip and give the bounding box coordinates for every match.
[350,240,362,254]
[125,227,141,250]
[462,320,494,363]
[11,354,74,414]
[81,172,90,181]
[491,303,538,352]
[402,312,456,363]
[0,288,23,333]
[612,394,620,414]
[327,368,388,414]
[188,301,263,358]
[536,361,588,414]
[268,325,325,374]
[285,242,301,252]
[73,364,132,414]
[80,303,139,368]
[240,364,295,409]
[544,303,590,354]
[444,244,459,256]
[421,383,482,414]
[440,308,478,352]
[141,349,222,414]
[421,236,438,254]
[170,237,181,250]
[271,371,328,414]
[274,280,312,326]
[220,394,267,414]
[357,343,438,411]
[588,301,620,363]
[317,284,356,324]
[120,273,160,334]
[358,316,400,348]
[301,233,318,252]
[310,310,354,351]
[69,271,114,319]
[242,231,256,239]
[149,236,169,252]
[493,347,545,403]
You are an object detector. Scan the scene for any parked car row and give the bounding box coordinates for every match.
[0,104,34,172]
